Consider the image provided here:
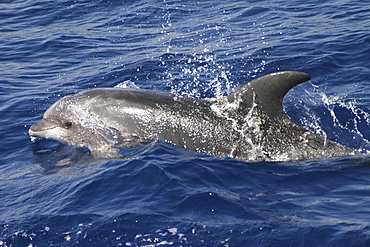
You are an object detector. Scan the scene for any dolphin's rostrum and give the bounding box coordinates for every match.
[29,71,357,162]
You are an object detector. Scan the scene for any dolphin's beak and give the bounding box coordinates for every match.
[29,120,58,138]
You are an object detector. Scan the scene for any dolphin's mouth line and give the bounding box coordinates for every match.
[28,122,59,138]
[29,127,55,134]
[29,129,47,138]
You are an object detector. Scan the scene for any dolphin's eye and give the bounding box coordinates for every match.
[64,121,73,129]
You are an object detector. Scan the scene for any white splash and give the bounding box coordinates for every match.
[114,80,140,89]
[30,136,38,142]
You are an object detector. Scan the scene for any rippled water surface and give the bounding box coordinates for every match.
[1,0,370,246]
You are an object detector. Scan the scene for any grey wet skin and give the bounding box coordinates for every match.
[29,71,357,162]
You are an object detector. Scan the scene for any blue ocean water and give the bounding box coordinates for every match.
[1,0,370,246]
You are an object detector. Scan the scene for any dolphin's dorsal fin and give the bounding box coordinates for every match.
[226,71,311,118]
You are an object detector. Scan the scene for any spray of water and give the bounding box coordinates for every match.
[287,83,370,153]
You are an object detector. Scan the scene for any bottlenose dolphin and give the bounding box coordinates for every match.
[29,71,357,162]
